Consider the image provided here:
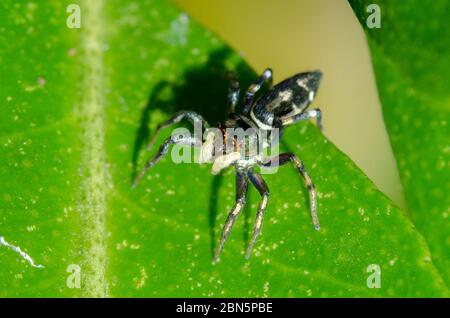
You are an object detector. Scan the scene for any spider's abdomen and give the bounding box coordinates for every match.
[250,71,322,129]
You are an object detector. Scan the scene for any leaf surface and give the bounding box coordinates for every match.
[349,0,450,287]
[0,0,448,297]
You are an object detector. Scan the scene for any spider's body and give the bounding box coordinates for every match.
[133,68,323,262]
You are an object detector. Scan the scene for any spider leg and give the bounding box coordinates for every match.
[145,111,210,151]
[132,134,200,188]
[227,71,240,113]
[242,68,273,115]
[213,170,249,262]
[280,108,323,131]
[211,151,242,175]
[263,153,320,230]
[245,169,270,259]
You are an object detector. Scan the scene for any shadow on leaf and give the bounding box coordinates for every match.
[132,47,257,256]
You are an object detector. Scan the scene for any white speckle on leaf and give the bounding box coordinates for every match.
[133,267,148,289]
[165,189,175,196]
[158,13,190,46]
[191,48,200,55]
[116,240,128,250]
[68,48,77,56]
[263,281,270,296]
[0,235,44,268]
[37,76,46,87]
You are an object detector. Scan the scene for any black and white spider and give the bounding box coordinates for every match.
[132,68,323,262]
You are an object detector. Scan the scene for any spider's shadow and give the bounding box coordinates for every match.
[132,48,256,256]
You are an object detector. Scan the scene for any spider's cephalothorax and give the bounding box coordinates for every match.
[133,68,323,262]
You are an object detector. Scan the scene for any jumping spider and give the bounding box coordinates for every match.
[133,68,323,262]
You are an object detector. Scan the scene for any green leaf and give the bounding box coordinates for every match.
[0,0,448,297]
[348,0,450,287]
